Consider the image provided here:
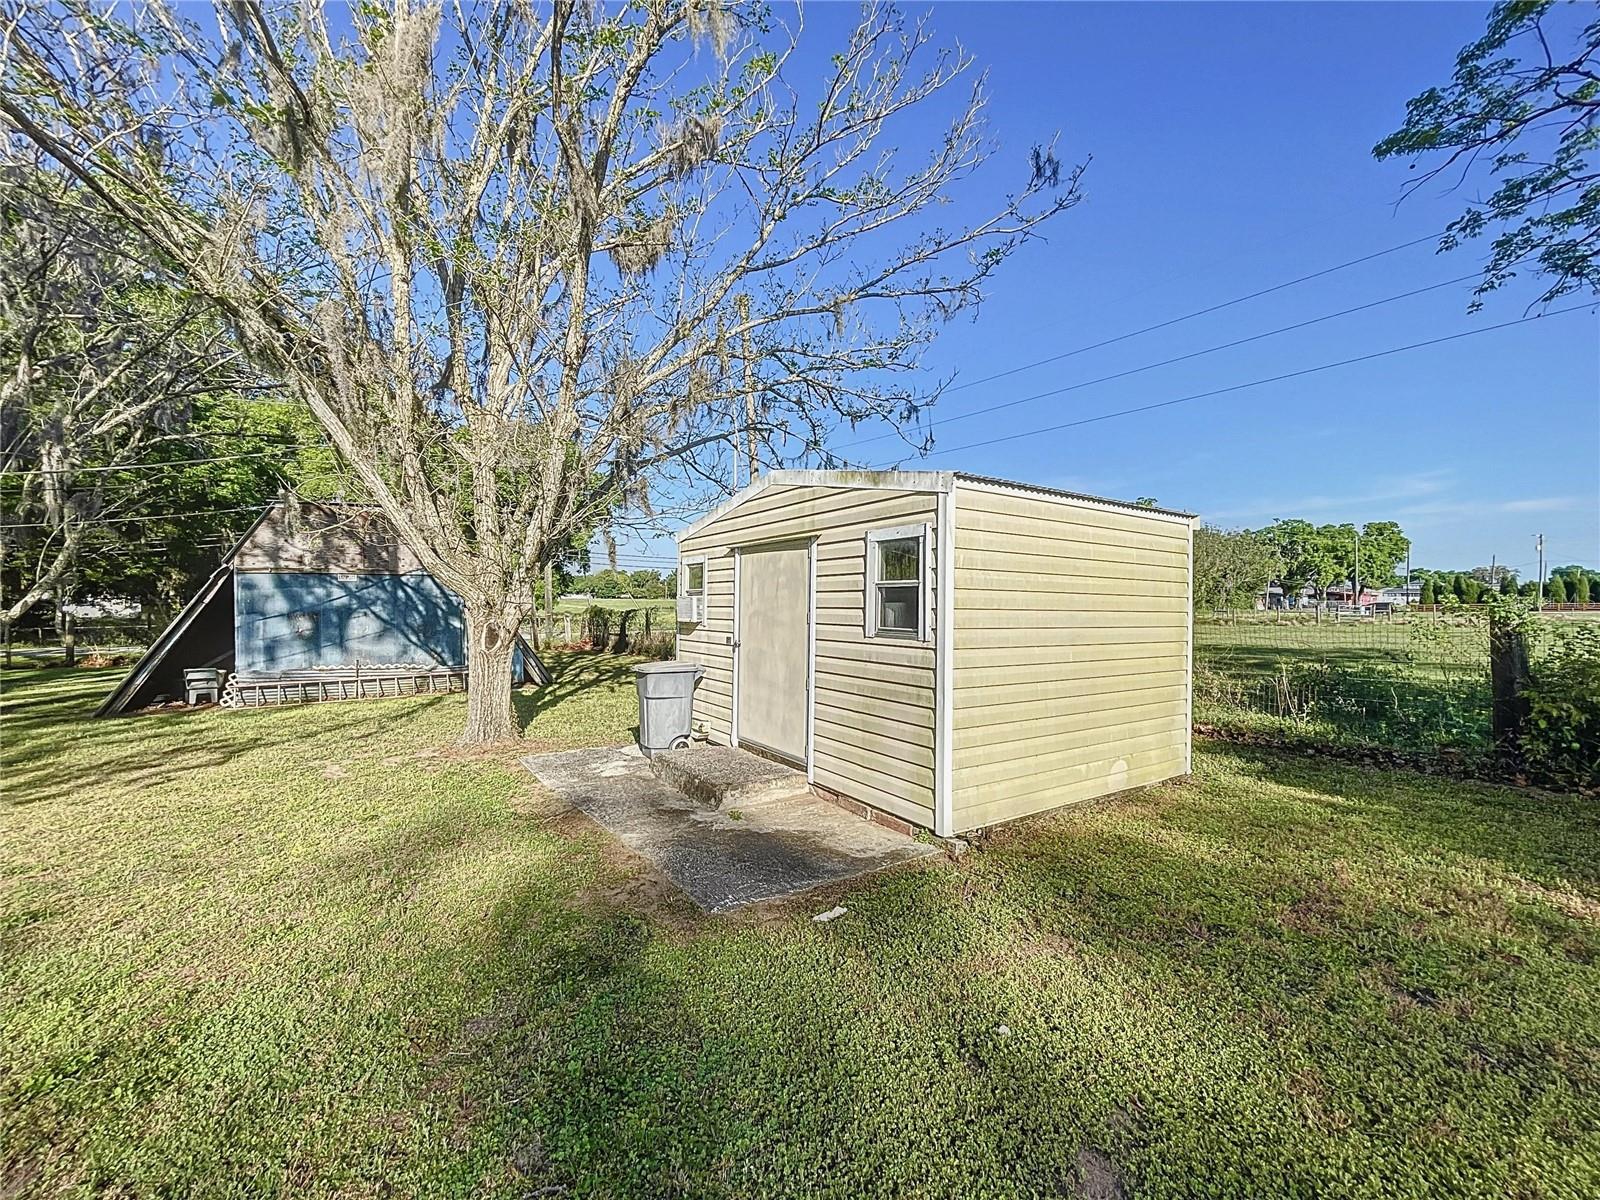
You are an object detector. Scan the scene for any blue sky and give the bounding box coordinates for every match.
[612,1,1598,577]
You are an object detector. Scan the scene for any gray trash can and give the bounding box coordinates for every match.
[634,661,704,755]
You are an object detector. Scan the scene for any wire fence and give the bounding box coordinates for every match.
[529,604,676,659]
[1193,610,1493,757]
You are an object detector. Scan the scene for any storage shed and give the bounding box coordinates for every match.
[674,471,1195,835]
[98,499,544,715]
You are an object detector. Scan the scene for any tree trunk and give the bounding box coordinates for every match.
[1489,613,1531,763]
[461,604,520,745]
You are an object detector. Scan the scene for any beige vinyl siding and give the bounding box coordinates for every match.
[676,483,939,827]
[950,482,1192,832]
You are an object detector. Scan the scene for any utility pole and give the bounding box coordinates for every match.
[1536,533,1546,608]
[737,293,759,486]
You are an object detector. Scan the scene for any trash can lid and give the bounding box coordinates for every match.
[633,661,703,675]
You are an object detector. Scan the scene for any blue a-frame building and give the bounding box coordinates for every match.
[98,499,543,715]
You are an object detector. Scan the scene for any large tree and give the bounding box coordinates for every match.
[0,153,271,642]
[1355,520,1410,589]
[1,0,1080,741]
[1260,518,1332,604]
[1192,525,1279,613]
[1375,0,1600,308]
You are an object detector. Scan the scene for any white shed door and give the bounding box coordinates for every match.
[736,544,810,763]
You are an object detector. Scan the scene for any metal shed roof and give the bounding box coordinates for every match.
[677,468,1193,540]
[952,472,1196,519]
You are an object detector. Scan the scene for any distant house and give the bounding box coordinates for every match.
[1257,583,1318,610]
[1258,581,1417,612]
[1377,584,1421,607]
[97,499,544,716]
[62,598,142,619]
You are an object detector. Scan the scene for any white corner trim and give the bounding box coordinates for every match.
[806,537,818,785]
[730,547,742,749]
[1185,518,1195,776]
[933,486,955,837]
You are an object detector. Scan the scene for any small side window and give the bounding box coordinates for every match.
[865,525,929,641]
[678,555,707,625]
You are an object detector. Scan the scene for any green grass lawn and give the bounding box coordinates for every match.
[3,658,1598,1198]
[1194,613,1488,676]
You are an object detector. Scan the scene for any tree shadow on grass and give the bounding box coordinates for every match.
[12,704,1593,1199]
[512,652,640,738]
[3,668,451,808]
[409,841,1362,1199]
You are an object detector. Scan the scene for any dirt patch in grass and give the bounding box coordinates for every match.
[1074,1147,1128,1200]
[1279,883,1345,933]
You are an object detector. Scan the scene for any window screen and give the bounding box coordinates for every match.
[867,526,927,640]
[875,538,921,633]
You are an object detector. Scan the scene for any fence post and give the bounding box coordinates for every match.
[1489,611,1531,761]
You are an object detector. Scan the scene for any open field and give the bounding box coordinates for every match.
[1194,613,1493,756]
[554,597,675,612]
[4,660,1598,1198]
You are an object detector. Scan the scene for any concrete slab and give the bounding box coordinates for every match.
[521,745,939,912]
[648,744,808,810]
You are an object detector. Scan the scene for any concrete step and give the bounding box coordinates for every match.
[648,745,810,810]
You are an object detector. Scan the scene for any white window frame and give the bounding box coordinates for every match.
[865,524,930,642]
[680,555,707,599]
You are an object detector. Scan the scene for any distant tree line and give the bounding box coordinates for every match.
[1194,519,1411,611]
[1415,566,1594,606]
[1194,512,1595,612]
[566,568,676,601]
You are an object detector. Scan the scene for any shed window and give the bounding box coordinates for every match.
[682,558,705,596]
[866,525,929,641]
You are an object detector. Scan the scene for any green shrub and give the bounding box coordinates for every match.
[583,604,614,649]
[1523,618,1600,788]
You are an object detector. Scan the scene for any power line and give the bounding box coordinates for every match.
[891,302,1596,464]
[0,448,307,477]
[838,272,1477,451]
[0,504,265,531]
[936,233,1442,399]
